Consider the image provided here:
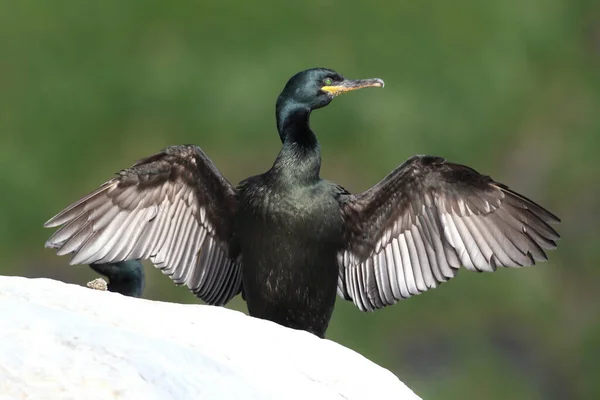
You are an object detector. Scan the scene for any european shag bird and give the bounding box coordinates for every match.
[89,260,145,297]
[45,68,560,338]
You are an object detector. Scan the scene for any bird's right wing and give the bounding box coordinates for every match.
[45,145,242,306]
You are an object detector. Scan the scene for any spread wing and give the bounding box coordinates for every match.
[337,155,560,312]
[45,145,242,306]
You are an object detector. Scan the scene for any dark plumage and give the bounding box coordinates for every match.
[89,260,145,297]
[45,68,560,337]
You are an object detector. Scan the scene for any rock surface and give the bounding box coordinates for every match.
[0,276,420,400]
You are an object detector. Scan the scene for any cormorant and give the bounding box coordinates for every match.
[88,260,145,297]
[44,68,560,338]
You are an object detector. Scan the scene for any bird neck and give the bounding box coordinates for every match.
[274,100,321,184]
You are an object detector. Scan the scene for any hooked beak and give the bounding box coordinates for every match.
[321,78,385,97]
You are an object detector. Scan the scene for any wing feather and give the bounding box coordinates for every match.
[45,145,242,305]
[337,155,560,311]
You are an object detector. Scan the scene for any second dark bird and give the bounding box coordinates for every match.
[45,68,560,338]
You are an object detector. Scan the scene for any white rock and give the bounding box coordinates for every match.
[0,276,420,400]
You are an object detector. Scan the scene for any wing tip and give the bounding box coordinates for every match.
[531,250,548,262]
[44,240,60,249]
[44,216,61,228]
[70,251,92,266]
[544,211,561,225]
[499,185,561,225]
[55,246,71,257]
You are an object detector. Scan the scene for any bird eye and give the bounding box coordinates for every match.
[324,78,333,86]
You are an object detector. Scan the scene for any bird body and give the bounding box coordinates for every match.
[237,171,346,337]
[44,68,560,338]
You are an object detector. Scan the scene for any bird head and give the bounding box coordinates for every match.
[277,68,384,111]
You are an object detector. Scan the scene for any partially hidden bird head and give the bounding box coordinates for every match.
[277,68,384,111]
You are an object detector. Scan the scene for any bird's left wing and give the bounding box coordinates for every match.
[45,145,242,305]
[337,155,560,312]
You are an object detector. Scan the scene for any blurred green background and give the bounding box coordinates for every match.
[2,0,599,398]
